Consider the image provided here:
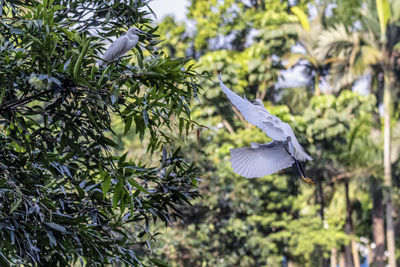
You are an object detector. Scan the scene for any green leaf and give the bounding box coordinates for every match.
[150,258,170,267]
[101,172,111,199]
[0,87,6,105]
[0,0,4,17]
[9,187,22,213]
[162,146,167,164]
[165,163,175,178]
[63,57,72,71]
[179,118,184,135]
[118,152,128,166]
[137,52,144,69]
[113,181,123,209]
[83,105,100,130]
[97,66,110,88]
[46,230,57,247]
[291,6,310,32]
[376,0,391,39]
[142,110,149,127]
[128,179,149,194]
[9,197,22,214]
[101,136,119,148]
[44,222,70,234]
[73,36,90,77]
[124,116,133,135]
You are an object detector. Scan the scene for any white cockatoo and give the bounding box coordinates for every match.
[98,27,149,66]
[219,75,314,184]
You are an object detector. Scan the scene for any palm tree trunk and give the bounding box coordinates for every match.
[317,182,325,221]
[384,70,396,267]
[345,181,360,267]
[331,248,338,267]
[344,182,354,267]
[317,182,330,267]
[351,237,360,267]
[314,74,320,96]
[367,241,374,266]
[372,183,385,267]
[339,251,346,267]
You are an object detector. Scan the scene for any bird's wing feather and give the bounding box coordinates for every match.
[230,141,294,178]
[120,35,139,55]
[280,122,312,161]
[101,35,128,62]
[259,119,287,141]
[219,76,286,141]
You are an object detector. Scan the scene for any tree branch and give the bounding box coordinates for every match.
[222,119,235,135]
[0,88,53,112]
[330,168,369,183]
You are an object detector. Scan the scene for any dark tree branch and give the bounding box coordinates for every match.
[0,88,53,112]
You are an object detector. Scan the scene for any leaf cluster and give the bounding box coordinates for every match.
[0,0,202,265]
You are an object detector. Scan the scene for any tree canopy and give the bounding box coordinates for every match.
[0,0,202,265]
[2,0,400,266]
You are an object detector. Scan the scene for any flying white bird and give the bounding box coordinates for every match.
[219,75,314,185]
[98,27,149,66]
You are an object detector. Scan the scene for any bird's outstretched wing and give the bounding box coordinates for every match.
[219,76,286,141]
[219,75,312,162]
[100,35,128,65]
[230,141,294,178]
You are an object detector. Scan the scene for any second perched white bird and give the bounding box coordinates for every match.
[219,75,314,184]
[98,27,148,66]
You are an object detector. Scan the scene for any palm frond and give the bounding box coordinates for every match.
[316,24,355,59]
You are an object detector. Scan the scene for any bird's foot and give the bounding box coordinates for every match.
[301,176,316,185]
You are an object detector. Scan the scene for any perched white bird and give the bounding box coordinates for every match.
[98,27,148,66]
[219,75,314,184]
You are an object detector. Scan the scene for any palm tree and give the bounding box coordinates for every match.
[288,6,366,267]
[316,1,400,266]
[316,23,382,92]
[286,5,332,96]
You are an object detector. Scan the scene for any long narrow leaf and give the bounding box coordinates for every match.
[376,0,391,39]
[291,6,310,32]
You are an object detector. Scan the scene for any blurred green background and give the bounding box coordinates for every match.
[132,0,400,266]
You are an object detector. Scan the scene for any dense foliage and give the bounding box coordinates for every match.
[2,0,400,266]
[0,0,202,265]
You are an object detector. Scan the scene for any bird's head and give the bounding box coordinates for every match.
[250,99,264,107]
[127,27,152,37]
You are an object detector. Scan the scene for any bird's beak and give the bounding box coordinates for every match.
[136,29,153,37]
